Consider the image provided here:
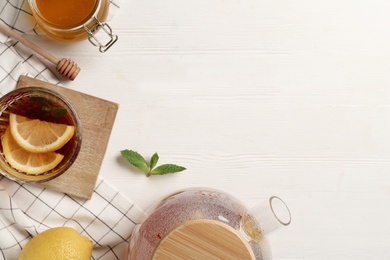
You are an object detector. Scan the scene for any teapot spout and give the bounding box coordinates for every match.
[242,196,291,241]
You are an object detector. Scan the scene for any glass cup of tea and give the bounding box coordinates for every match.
[0,87,82,182]
[27,0,117,52]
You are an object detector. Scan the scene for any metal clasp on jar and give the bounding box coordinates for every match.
[84,17,118,53]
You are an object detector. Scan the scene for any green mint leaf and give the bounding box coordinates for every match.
[121,150,149,173]
[30,96,68,117]
[51,108,68,117]
[150,153,159,170]
[151,164,186,175]
[121,150,186,177]
[30,96,53,107]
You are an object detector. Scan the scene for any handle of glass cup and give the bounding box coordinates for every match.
[83,17,118,53]
[242,196,291,241]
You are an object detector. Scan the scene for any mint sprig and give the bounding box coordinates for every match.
[121,150,186,177]
[30,96,68,117]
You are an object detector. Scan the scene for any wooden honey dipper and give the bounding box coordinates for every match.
[0,22,80,80]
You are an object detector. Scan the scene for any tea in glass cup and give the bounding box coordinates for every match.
[27,0,117,52]
[0,87,82,182]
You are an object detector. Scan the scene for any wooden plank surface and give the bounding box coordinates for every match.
[16,75,118,199]
[23,1,390,258]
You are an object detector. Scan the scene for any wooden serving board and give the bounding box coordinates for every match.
[16,76,118,199]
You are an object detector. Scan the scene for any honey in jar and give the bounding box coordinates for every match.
[35,0,98,29]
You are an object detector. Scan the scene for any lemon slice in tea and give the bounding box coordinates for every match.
[2,127,64,175]
[9,113,75,153]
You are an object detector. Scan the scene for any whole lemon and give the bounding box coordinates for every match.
[19,226,93,260]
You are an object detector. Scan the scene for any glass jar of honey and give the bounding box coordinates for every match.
[27,0,117,52]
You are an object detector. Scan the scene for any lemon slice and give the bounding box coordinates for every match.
[9,113,75,153]
[2,127,64,175]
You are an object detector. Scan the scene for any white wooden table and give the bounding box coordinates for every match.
[26,0,390,258]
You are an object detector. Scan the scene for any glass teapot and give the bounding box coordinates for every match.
[127,188,291,259]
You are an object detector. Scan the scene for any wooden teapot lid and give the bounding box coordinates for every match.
[152,219,255,260]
